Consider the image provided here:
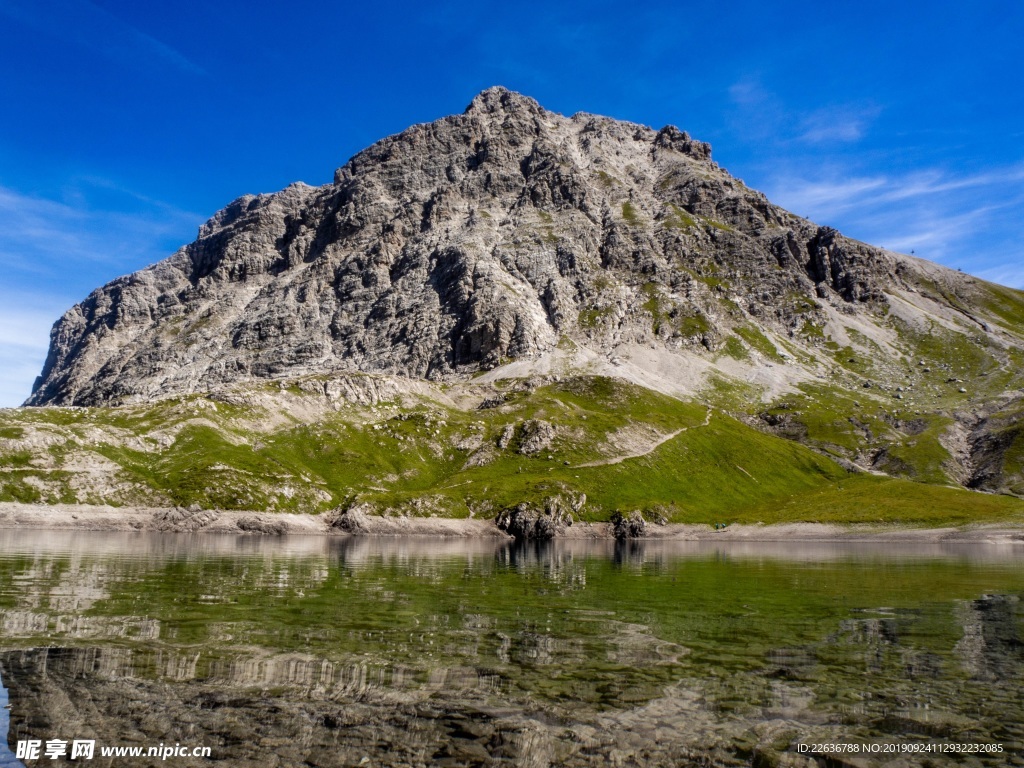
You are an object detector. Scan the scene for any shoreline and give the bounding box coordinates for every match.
[1,502,1023,543]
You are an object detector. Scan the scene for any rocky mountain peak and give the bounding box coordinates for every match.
[25,89,1016,411]
[463,85,544,116]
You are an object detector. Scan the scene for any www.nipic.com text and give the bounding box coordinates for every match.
[16,739,212,760]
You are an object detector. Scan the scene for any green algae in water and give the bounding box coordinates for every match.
[0,532,1022,766]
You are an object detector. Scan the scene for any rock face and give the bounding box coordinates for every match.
[29,87,922,407]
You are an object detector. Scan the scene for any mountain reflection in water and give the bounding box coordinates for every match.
[0,530,1022,767]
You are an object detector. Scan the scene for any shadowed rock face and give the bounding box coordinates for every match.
[28,87,914,408]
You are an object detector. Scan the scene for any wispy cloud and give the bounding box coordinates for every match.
[726,77,880,147]
[763,164,1024,287]
[0,301,61,350]
[978,265,1024,291]
[728,79,773,109]
[0,0,204,75]
[878,167,1024,201]
[0,353,47,409]
[0,180,204,407]
[769,176,888,213]
[768,165,1024,225]
[0,181,203,277]
[797,105,881,144]
[0,294,69,408]
[725,77,785,140]
[868,205,1003,255]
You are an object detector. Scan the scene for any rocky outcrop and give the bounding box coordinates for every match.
[517,419,557,455]
[610,510,647,539]
[807,226,890,302]
[153,505,220,532]
[235,514,288,535]
[28,87,932,408]
[328,502,374,533]
[496,497,576,540]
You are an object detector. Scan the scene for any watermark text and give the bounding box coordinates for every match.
[16,739,212,761]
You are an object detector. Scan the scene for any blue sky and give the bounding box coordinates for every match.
[1,0,1022,406]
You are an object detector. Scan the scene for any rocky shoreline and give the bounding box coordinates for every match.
[1,501,1023,543]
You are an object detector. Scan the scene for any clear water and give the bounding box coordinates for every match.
[0,530,1022,766]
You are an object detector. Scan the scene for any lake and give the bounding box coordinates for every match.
[0,530,1022,766]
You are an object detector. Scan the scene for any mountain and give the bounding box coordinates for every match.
[25,86,958,405]
[4,87,1024,523]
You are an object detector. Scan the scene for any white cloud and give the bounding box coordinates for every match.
[870,205,1001,255]
[0,303,61,349]
[876,166,1024,202]
[0,354,47,409]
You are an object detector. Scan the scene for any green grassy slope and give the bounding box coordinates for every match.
[730,276,1024,497]
[2,375,1022,526]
